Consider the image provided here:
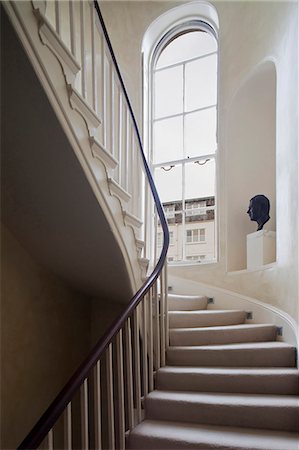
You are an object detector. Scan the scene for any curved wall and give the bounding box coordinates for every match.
[100,1,298,323]
[227,60,276,271]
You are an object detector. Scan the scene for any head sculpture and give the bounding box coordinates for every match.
[247,195,270,231]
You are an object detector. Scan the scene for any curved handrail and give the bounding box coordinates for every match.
[18,1,169,449]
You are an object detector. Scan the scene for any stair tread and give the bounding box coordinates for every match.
[169,341,295,350]
[168,294,208,299]
[170,323,276,331]
[169,309,245,315]
[128,420,299,450]
[158,366,299,375]
[146,390,299,406]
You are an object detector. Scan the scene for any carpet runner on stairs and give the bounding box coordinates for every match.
[127,293,299,449]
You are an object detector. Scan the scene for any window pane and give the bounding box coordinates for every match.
[154,66,183,118]
[153,116,184,163]
[154,165,182,203]
[185,108,217,157]
[185,54,217,111]
[185,159,215,200]
[156,31,217,69]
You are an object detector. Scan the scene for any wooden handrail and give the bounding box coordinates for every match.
[18,1,169,449]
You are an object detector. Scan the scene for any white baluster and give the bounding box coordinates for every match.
[160,271,166,367]
[124,108,129,192]
[69,0,76,57]
[80,379,89,450]
[54,0,61,35]
[46,429,53,450]
[106,344,115,449]
[80,0,86,98]
[101,38,106,147]
[148,288,154,391]
[94,360,102,450]
[110,70,115,157]
[64,402,72,450]
[164,263,169,350]
[133,307,142,422]
[116,331,125,450]
[154,283,160,370]
[142,297,148,396]
[124,318,134,429]
[90,3,97,112]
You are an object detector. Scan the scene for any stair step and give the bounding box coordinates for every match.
[145,391,299,432]
[167,342,297,367]
[156,366,299,395]
[168,294,208,311]
[169,323,278,346]
[127,420,299,450]
[169,309,246,328]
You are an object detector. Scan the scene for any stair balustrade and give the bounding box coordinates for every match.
[15,0,169,448]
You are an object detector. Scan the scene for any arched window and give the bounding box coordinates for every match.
[149,24,218,264]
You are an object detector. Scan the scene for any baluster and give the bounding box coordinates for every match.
[154,205,158,266]
[105,57,112,153]
[110,70,115,157]
[114,86,121,182]
[116,331,125,450]
[118,94,123,185]
[160,271,166,366]
[128,123,133,212]
[46,429,53,450]
[124,318,134,429]
[164,263,169,350]
[90,4,97,112]
[94,360,102,450]
[64,402,72,450]
[80,379,89,450]
[54,0,61,36]
[124,108,129,192]
[133,307,142,422]
[69,0,76,57]
[133,139,138,213]
[148,288,154,391]
[106,344,115,449]
[154,282,160,370]
[142,297,148,396]
[80,0,86,98]
[101,38,106,147]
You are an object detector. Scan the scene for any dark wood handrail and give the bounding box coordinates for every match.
[18,1,169,449]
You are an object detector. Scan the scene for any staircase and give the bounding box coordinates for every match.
[3,2,298,449]
[128,294,299,450]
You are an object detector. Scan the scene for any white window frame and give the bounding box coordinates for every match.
[142,6,219,265]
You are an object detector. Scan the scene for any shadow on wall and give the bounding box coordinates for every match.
[227,60,277,272]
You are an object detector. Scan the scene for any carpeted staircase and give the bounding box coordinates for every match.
[127,294,299,449]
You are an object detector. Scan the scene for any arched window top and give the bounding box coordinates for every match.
[142,1,219,64]
[156,30,217,69]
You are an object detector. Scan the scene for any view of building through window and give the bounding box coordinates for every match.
[153,30,218,263]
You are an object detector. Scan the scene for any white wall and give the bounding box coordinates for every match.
[227,60,276,271]
[100,1,298,323]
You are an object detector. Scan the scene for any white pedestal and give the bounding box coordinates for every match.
[247,230,276,269]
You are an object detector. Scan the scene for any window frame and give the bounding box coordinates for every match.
[144,17,219,266]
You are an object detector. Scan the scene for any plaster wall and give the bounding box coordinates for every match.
[100,1,298,323]
[1,225,91,449]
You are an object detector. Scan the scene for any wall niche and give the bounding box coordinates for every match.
[227,61,276,272]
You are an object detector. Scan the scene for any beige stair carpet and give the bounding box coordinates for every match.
[127,293,299,449]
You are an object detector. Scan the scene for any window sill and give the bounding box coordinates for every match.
[168,259,218,267]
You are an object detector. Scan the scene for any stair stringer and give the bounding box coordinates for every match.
[4,0,147,291]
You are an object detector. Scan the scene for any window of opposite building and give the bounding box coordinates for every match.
[153,28,218,263]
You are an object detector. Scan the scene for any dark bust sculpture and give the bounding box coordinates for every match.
[247,195,270,231]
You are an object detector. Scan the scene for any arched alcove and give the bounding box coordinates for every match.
[227,60,277,272]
